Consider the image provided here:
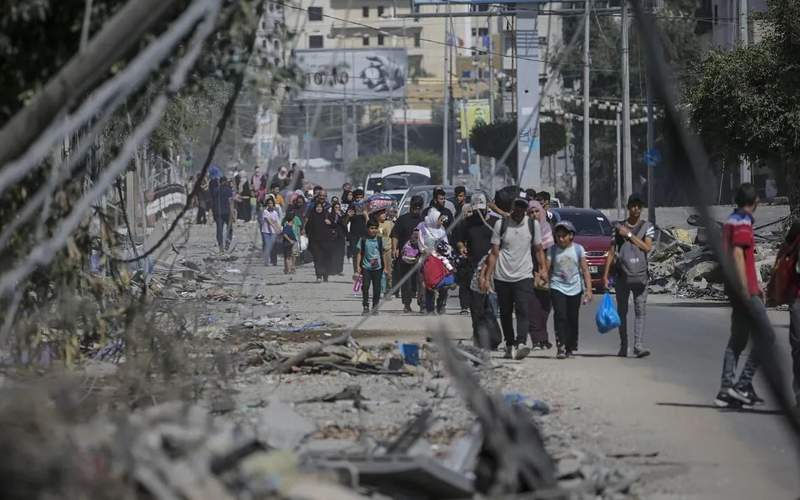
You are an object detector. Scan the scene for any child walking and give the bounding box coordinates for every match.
[281,214,299,274]
[549,220,593,359]
[355,220,384,315]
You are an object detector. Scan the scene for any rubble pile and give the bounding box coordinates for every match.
[648,227,780,300]
[53,335,641,500]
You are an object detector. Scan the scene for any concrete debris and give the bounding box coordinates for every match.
[647,230,779,300]
[256,399,315,450]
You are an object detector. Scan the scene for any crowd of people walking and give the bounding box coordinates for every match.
[189,167,799,410]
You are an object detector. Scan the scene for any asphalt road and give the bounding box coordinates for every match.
[546,293,800,498]
[180,221,800,498]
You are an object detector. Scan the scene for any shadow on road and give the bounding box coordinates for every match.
[657,402,784,415]
[650,301,730,308]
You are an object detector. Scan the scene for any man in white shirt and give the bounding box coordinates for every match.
[482,198,548,360]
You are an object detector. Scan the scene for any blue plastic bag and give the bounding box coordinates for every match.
[595,292,621,334]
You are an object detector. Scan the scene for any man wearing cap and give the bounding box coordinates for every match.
[483,197,548,360]
[392,195,425,312]
[422,187,455,229]
[602,193,655,358]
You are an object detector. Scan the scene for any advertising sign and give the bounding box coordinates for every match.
[460,99,491,139]
[413,0,547,5]
[294,48,407,101]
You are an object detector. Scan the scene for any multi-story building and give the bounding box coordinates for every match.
[695,0,768,49]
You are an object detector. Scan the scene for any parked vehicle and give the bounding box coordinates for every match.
[550,208,613,290]
[364,165,431,196]
[381,165,431,186]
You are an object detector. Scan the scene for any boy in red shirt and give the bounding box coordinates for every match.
[715,183,775,408]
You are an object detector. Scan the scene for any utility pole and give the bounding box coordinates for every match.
[403,99,408,163]
[621,3,633,200]
[646,70,655,223]
[487,16,496,193]
[738,0,751,184]
[516,10,542,189]
[387,100,393,154]
[582,0,591,208]
[616,107,623,220]
[442,2,451,185]
[304,106,310,170]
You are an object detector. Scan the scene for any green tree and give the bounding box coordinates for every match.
[686,0,800,215]
[346,149,443,185]
[470,120,518,180]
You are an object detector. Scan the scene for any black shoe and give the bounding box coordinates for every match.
[323,275,329,282]
[618,345,628,357]
[371,307,379,316]
[714,390,744,408]
[633,347,651,358]
[436,308,446,315]
[362,306,370,316]
[556,346,567,359]
[741,384,765,406]
[503,345,513,359]
[728,385,758,406]
[403,305,412,314]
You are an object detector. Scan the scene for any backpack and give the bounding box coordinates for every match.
[360,237,384,270]
[614,221,651,286]
[766,236,800,307]
[499,217,537,250]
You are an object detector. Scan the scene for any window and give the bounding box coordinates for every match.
[377,34,385,45]
[362,35,370,46]
[478,28,488,37]
[377,6,385,16]
[471,28,477,37]
[414,33,421,48]
[262,39,267,48]
[309,35,324,48]
[308,6,323,21]
[362,6,369,17]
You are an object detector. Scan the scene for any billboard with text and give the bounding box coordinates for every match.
[294,48,407,101]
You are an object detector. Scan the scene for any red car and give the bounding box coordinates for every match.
[551,208,614,291]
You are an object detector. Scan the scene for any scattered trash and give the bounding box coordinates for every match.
[400,343,420,366]
[503,393,551,415]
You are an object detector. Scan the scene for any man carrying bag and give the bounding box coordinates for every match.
[602,194,655,358]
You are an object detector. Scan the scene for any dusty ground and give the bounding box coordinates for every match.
[143,219,800,499]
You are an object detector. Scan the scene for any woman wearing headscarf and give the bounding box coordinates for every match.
[528,199,555,350]
[329,200,347,275]
[305,201,336,282]
[417,208,450,314]
[238,180,253,222]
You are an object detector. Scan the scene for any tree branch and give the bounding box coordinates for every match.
[0,0,180,167]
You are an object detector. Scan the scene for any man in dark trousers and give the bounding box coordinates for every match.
[347,189,369,268]
[483,198,547,360]
[391,195,424,313]
[466,193,502,348]
[713,183,775,408]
